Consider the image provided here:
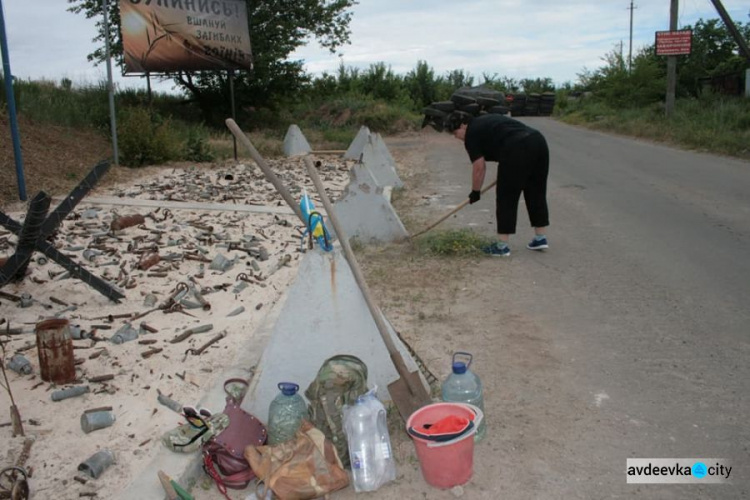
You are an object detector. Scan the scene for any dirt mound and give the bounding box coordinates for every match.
[0,114,112,210]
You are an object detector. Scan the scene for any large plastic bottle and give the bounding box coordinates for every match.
[343,389,396,492]
[267,382,308,445]
[441,352,486,442]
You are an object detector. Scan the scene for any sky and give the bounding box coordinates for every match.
[1,0,748,94]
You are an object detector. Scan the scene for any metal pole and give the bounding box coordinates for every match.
[628,1,635,73]
[103,0,119,165]
[0,0,27,201]
[146,72,152,105]
[229,69,237,160]
[665,0,678,117]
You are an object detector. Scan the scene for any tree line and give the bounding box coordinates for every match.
[68,1,748,127]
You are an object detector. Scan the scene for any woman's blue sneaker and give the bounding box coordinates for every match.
[527,237,549,250]
[483,242,511,257]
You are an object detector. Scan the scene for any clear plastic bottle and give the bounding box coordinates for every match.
[267,382,307,445]
[441,352,486,442]
[343,388,396,492]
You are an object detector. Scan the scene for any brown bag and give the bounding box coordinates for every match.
[244,420,349,500]
[203,379,268,491]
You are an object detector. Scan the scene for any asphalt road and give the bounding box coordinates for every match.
[420,118,750,498]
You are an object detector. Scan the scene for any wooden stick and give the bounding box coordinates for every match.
[303,157,426,399]
[225,119,306,224]
[411,180,497,238]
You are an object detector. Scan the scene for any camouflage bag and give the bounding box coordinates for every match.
[244,419,349,500]
[304,354,368,467]
[162,413,230,454]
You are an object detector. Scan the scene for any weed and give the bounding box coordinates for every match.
[415,229,492,256]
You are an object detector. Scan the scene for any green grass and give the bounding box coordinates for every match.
[558,94,750,159]
[414,229,493,256]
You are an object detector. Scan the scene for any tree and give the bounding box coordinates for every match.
[68,0,357,125]
[404,61,437,110]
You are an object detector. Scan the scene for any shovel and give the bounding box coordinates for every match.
[303,157,431,421]
[411,180,497,239]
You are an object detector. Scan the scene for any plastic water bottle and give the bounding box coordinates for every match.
[267,382,307,445]
[441,352,486,442]
[343,389,396,492]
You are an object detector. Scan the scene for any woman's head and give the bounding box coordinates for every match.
[445,111,473,140]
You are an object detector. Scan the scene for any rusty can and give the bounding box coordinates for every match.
[138,252,160,270]
[35,318,76,384]
[110,214,145,232]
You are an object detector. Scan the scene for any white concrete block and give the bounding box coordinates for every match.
[244,249,426,419]
[283,124,312,157]
[361,135,403,188]
[334,162,408,245]
[343,125,371,160]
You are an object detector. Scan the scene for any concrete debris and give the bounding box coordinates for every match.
[0,144,411,498]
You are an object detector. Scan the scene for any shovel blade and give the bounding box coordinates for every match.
[387,370,431,422]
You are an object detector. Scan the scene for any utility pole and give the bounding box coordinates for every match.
[628,1,637,73]
[665,0,678,116]
[103,0,119,166]
[708,0,750,62]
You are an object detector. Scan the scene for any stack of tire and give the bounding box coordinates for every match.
[525,93,541,116]
[538,92,556,116]
[421,85,510,132]
[506,92,556,117]
[509,94,527,116]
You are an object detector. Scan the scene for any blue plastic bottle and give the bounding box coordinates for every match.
[440,352,486,442]
[268,382,308,445]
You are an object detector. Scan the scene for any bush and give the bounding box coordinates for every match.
[118,107,180,167]
[185,129,215,162]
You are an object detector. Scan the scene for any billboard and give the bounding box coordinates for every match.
[655,30,692,56]
[120,0,253,73]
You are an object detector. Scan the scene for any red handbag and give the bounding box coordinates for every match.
[203,379,267,495]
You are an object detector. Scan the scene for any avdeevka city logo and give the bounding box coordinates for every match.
[691,462,707,479]
[626,458,731,484]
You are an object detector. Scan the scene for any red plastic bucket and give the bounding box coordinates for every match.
[406,402,483,489]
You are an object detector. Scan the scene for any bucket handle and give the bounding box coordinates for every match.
[426,403,483,448]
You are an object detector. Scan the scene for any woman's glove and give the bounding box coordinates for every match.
[468,190,481,204]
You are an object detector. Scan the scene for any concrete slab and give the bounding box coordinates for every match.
[343,125,371,160]
[361,135,404,189]
[333,162,408,245]
[283,124,312,157]
[243,248,426,420]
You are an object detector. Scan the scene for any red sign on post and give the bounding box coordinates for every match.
[655,29,693,56]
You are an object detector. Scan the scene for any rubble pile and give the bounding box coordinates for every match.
[0,156,352,498]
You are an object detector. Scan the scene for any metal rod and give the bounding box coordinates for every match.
[0,0,27,201]
[103,0,119,165]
